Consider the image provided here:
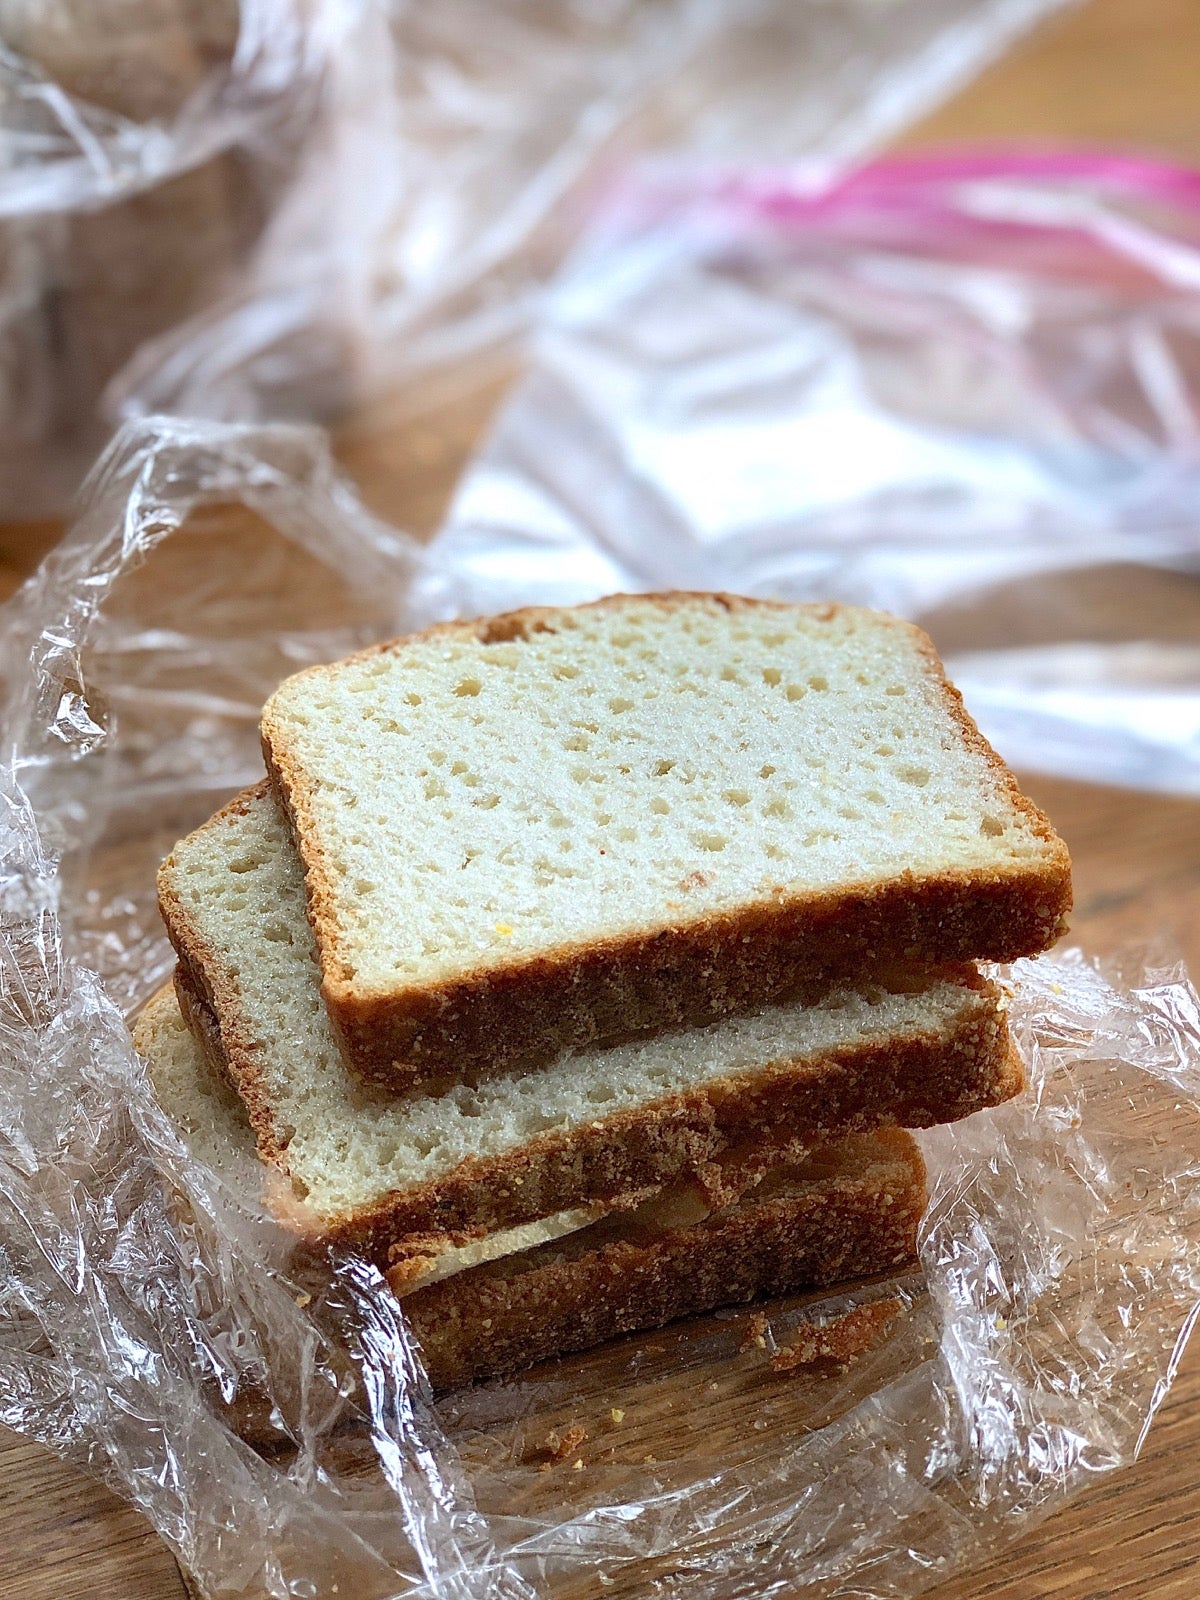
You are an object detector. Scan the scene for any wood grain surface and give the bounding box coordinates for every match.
[3,1,1200,1596]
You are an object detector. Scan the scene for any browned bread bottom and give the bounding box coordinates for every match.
[403,1129,926,1391]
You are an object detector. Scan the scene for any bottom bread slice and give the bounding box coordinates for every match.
[402,1128,926,1391]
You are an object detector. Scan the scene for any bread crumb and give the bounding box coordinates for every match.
[572,1459,584,1471]
[294,1291,312,1309]
[740,1310,770,1353]
[540,1423,588,1464]
[771,1298,902,1374]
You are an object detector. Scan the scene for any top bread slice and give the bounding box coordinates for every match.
[260,593,1070,1089]
[156,781,1023,1264]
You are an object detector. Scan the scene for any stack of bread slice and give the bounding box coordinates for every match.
[135,594,1071,1390]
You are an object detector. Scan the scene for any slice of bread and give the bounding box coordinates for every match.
[155,783,1023,1262]
[260,593,1071,1088]
[401,1128,926,1390]
[134,990,924,1393]
[135,981,620,1285]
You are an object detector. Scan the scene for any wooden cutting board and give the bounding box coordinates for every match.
[3,0,1200,1595]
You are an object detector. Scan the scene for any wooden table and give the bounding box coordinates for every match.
[3,1,1200,1595]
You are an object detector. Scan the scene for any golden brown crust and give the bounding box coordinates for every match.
[260,592,1071,1089]
[404,1129,927,1391]
[162,865,1022,1264]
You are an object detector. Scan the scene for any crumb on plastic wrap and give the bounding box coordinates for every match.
[740,1311,771,1354]
[771,1298,903,1374]
[538,1425,589,1468]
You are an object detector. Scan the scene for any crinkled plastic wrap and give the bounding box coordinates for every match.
[1,0,1071,514]
[426,151,1200,794]
[0,0,324,513]
[2,414,1200,1599]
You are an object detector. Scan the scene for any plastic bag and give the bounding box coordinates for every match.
[0,0,1073,515]
[424,150,1200,794]
[2,412,1200,1598]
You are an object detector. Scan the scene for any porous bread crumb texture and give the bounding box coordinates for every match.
[262,593,1071,1085]
[403,1129,926,1391]
[133,984,260,1197]
[158,783,1023,1257]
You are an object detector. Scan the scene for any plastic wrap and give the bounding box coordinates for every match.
[0,0,332,512]
[1,0,1073,515]
[2,413,1200,1598]
[425,150,1200,794]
